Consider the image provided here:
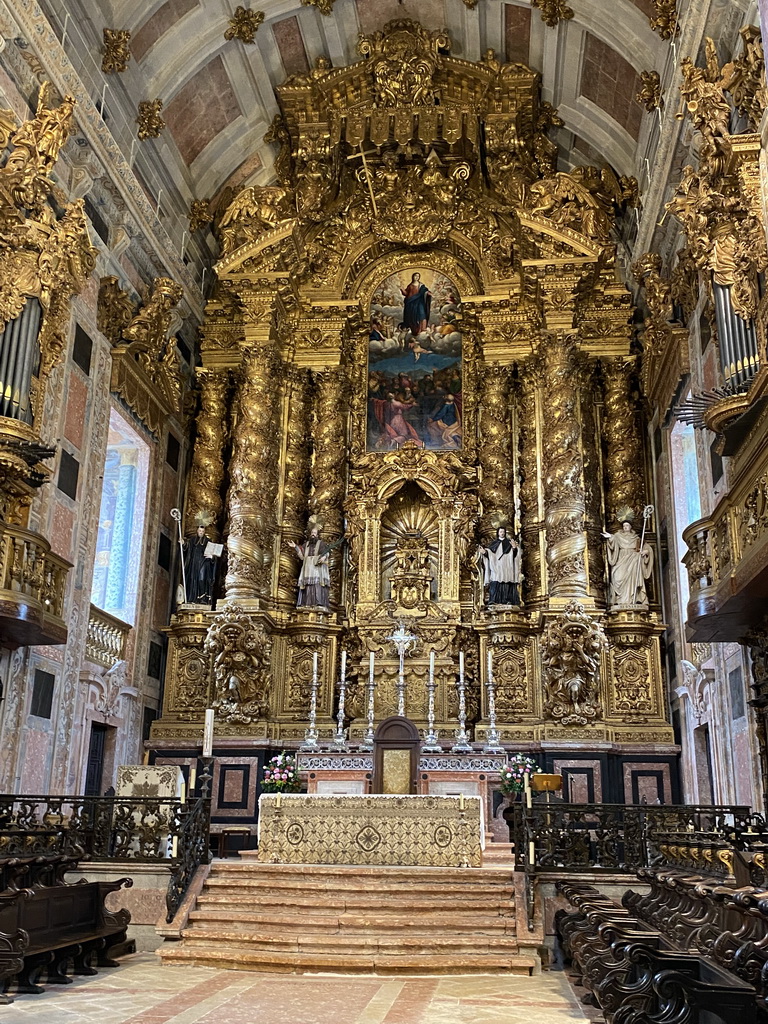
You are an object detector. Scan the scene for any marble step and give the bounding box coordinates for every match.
[187,909,516,933]
[204,872,514,892]
[195,893,515,915]
[222,860,509,881]
[178,930,522,955]
[159,944,537,975]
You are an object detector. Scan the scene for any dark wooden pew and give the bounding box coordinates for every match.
[0,872,133,997]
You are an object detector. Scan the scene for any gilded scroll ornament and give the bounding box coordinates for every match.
[97,276,133,344]
[637,71,663,112]
[136,99,165,140]
[101,29,131,74]
[721,26,767,131]
[648,0,678,40]
[0,109,15,150]
[218,186,293,255]
[189,199,211,233]
[542,601,606,725]
[224,7,264,44]
[357,21,449,107]
[531,0,574,28]
[203,605,271,723]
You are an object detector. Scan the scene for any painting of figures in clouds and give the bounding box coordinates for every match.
[366,268,462,452]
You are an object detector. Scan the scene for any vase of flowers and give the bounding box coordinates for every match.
[260,753,301,793]
[500,754,540,844]
[499,754,540,796]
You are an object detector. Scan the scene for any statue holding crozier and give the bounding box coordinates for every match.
[602,505,654,609]
[171,510,222,606]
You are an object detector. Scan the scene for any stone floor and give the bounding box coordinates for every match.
[5,952,589,1024]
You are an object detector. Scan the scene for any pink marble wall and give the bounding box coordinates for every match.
[50,501,75,561]
[579,34,642,140]
[63,371,88,450]
[504,4,531,65]
[132,0,198,62]
[166,57,242,166]
[272,17,310,77]
[20,727,51,791]
[553,759,603,802]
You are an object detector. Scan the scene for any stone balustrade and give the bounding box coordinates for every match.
[86,604,131,668]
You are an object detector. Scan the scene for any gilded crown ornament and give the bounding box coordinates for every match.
[101,28,131,74]
[224,7,264,44]
[189,199,212,233]
[136,99,165,140]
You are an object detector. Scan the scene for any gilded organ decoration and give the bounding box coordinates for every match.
[155,19,673,750]
[367,269,462,451]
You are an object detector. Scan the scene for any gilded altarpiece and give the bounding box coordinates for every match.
[153,21,673,769]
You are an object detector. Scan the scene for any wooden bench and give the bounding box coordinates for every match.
[556,879,757,1023]
[0,875,133,997]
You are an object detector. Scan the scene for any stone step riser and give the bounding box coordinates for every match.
[187,912,515,932]
[179,933,522,954]
[205,878,513,892]
[159,948,536,976]
[195,898,515,915]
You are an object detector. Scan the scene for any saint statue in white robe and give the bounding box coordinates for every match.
[602,521,653,609]
[288,527,331,609]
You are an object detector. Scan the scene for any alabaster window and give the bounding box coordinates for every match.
[90,409,150,624]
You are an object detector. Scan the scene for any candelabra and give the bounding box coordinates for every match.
[300,652,320,751]
[452,650,473,753]
[483,648,505,754]
[387,621,418,718]
[422,650,441,753]
[361,651,376,751]
[333,650,348,750]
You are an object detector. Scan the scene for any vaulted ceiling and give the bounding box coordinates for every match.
[40,0,715,204]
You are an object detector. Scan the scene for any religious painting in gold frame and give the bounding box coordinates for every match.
[366,268,463,452]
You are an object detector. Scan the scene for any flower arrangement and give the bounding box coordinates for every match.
[499,754,540,795]
[260,753,301,793]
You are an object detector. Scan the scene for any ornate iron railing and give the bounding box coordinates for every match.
[0,783,212,922]
[85,604,131,667]
[509,802,752,874]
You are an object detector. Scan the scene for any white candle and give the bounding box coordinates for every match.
[189,766,197,791]
[429,650,435,685]
[172,835,178,858]
[203,708,214,758]
[487,648,493,683]
[459,650,464,681]
[312,651,318,683]
[341,649,347,682]
[369,651,375,683]
[459,793,465,810]
[528,841,535,864]
[276,791,281,808]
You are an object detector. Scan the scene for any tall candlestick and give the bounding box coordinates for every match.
[203,708,214,758]
[452,650,473,753]
[483,644,504,753]
[362,652,376,750]
[333,648,348,750]
[300,651,320,750]
[422,650,441,753]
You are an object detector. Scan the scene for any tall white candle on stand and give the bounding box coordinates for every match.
[203,708,214,758]
[313,651,318,684]
[369,650,375,682]
[487,648,493,683]
[341,649,347,683]
[429,649,435,685]
[459,650,464,683]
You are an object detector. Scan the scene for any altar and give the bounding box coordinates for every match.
[256,793,483,868]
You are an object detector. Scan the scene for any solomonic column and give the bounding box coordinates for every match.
[310,369,348,608]
[602,357,646,523]
[276,367,312,607]
[478,364,512,533]
[185,368,230,536]
[225,343,281,602]
[516,361,545,604]
[541,333,588,599]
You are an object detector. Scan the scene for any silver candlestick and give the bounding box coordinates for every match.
[333,649,348,750]
[422,650,441,753]
[300,651,320,751]
[361,651,376,750]
[452,650,473,753]
[387,621,418,718]
[483,647,505,754]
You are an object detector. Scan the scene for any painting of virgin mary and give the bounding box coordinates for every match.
[366,268,463,452]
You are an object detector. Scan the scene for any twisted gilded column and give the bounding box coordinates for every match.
[602,357,645,523]
[541,334,588,598]
[517,362,545,603]
[277,367,312,606]
[581,360,606,602]
[310,369,348,607]
[225,344,281,601]
[185,368,230,537]
[478,363,512,531]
